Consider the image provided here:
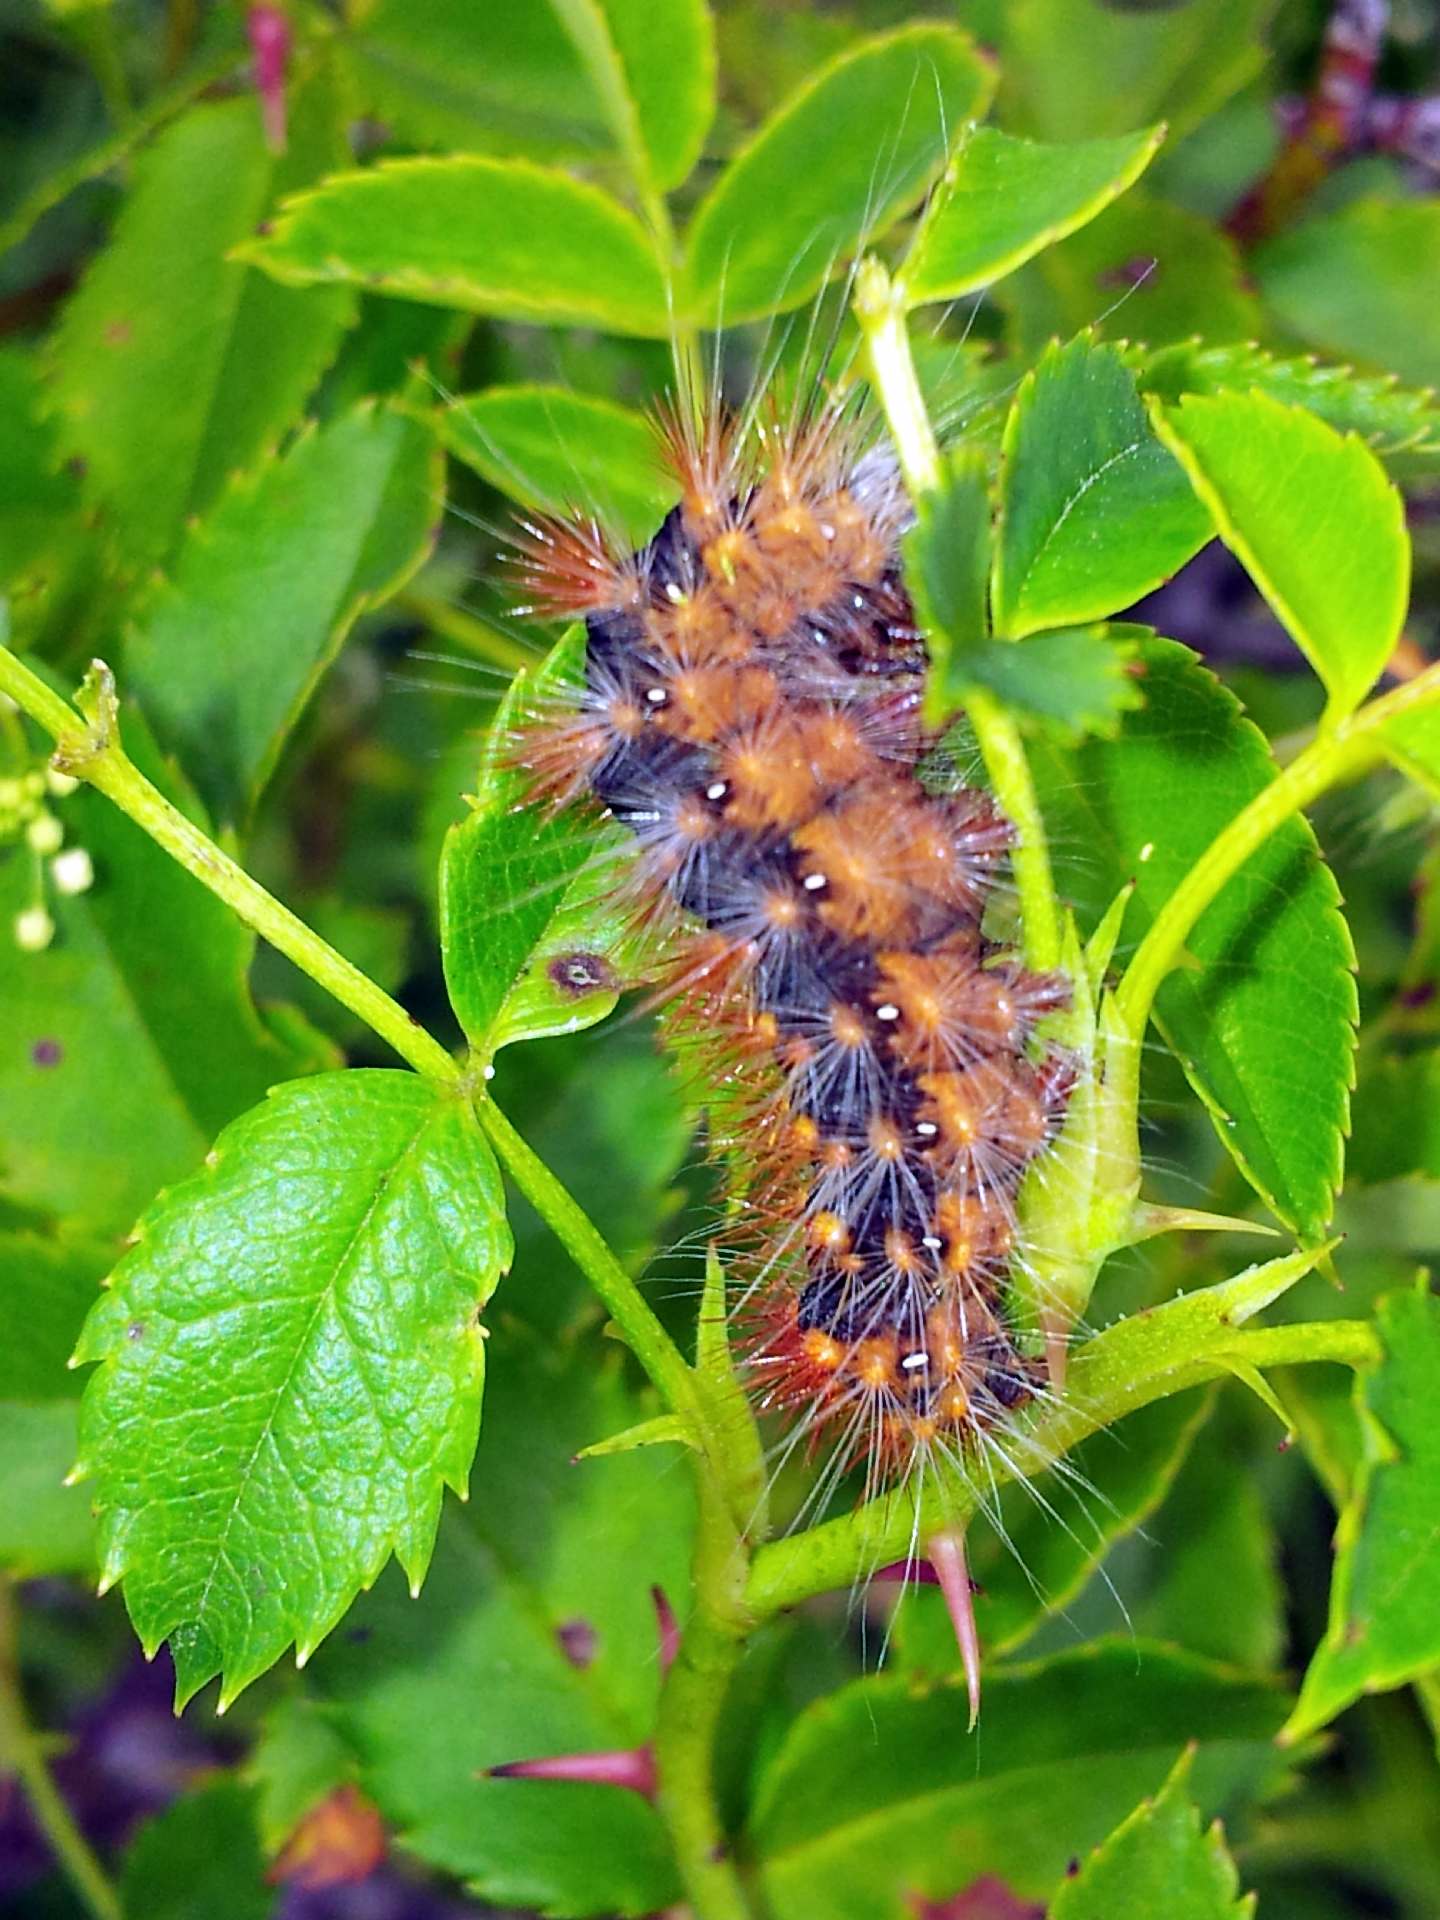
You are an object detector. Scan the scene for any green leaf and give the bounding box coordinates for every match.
[1134,340,1440,468]
[750,1640,1290,1916]
[902,124,1164,307]
[1286,1282,1440,1741]
[440,384,673,548]
[1377,703,1440,804]
[904,446,990,722]
[49,78,354,571]
[339,0,613,164]
[126,403,439,826]
[994,338,1212,639]
[1002,192,1261,356]
[1052,1749,1254,1919]
[440,627,636,1059]
[1256,199,1440,393]
[0,1402,96,1575]
[1350,1054,1440,1185]
[1150,391,1409,722]
[554,0,715,194]
[73,1070,512,1709]
[896,1390,1213,1672]
[957,625,1145,742]
[1031,640,1357,1238]
[684,24,992,326]
[0,1230,107,1399]
[0,346,84,605]
[251,1691,359,1853]
[121,1780,270,1920]
[999,0,1268,144]
[241,156,672,337]
[0,718,337,1234]
[304,1323,693,1916]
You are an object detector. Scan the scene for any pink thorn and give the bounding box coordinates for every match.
[487,1745,656,1799]
[872,1560,941,1586]
[651,1585,680,1673]
[927,1529,982,1730]
[247,6,291,152]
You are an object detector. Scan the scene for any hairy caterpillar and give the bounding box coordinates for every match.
[510,385,1076,1508]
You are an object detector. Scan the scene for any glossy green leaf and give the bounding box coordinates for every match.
[441,626,637,1059]
[74,1071,512,1709]
[121,1781,270,1920]
[750,1640,1290,1916]
[49,78,353,571]
[994,338,1212,639]
[1000,0,1268,144]
[905,446,990,723]
[554,0,715,193]
[1003,192,1262,355]
[1031,640,1357,1237]
[1287,1282,1440,1741]
[1052,1749,1254,1919]
[339,0,612,163]
[303,1324,693,1916]
[1151,392,1409,722]
[1135,340,1440,468]
[902,124,1164,307]
[126,403,439,825]
[0,1402,96,1575]
[957,625,1144,742]
[0,1230,107,1400]
[440,385,673,547]
[241,157,672,337]
[1349,1055,1440,1185]
[897,1390,1213,1673]
[1256,199,1440,393]
[0,721,336,1234]
[684,24,992,325]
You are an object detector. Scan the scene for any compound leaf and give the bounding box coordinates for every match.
[74,1070,511,1709]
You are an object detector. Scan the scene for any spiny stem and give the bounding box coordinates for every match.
[0,647,459,1086]
[1117,661,1440,1038]
[0,1578,124,1920]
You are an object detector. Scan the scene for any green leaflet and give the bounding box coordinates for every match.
[0,717,337,1234]
[250,1692,359,1855]
[0,1229,108,1399]
[126,403,439,826]
[551,0,715,194]
[684,24,992,326]
[1031,640,1357,1239]
[1256,198,1440,393]
[240,155,673,338]
[1286,1282,1440,1741]
[993,338,1212,639]
[1151,391,1409,724]
[0,1402,96,1576]
[74,1071,512,1709]
[1052,1749,1255,1918]
[120,1781,270,1920]
[301,1323,694,1917]
[440,384,673,548]
[750,1641,1290,1917]
[1349,1054,1440,1185]
[440,626,638,1060]
[902,124,1164,307]
[1134,340,1440,469]
[48,73,354,573]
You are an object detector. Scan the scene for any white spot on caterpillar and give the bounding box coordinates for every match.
[916,1122,939,1138]
[876,1003,900,1021]
[802,873,827,891]
[707,782,728,801]
[901,1351,928,1371]
[645,687,668,705]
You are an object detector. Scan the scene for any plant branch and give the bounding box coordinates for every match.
[0,648,459,1086]
[1117,661,1440,1038]
[744,1309,1378,1619]
[0,1577,123,1920]
[475,1094,699,1421]
[854,256,1061,971]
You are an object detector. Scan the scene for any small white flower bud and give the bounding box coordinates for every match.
[50,846,94,895]
[14,905,55,951]
[46,767,80,797]
[25,811,64,856]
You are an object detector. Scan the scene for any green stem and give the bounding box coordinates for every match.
[1116,661,1440,1038]
[0,1578,123,1920]
[744,1315,1378,1619]
[854,257,1061,971]
[0,649,458,1086]
[475,1094,698,1420]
